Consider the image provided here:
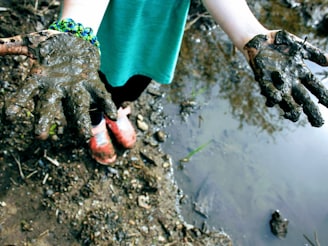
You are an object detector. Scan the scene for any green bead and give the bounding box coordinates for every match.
[48,18,100,52]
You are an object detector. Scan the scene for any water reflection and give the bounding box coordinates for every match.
[162,4,328,245]
[165,26,297,134]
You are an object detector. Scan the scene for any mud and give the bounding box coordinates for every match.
[0,1,232,245]
[2,30,118,140]
[244,30,328,127]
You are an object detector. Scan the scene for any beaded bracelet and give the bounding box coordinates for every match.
[48,18,100,51]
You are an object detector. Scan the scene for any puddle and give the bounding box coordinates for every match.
[162,8,328,245]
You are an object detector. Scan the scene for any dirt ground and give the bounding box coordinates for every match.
[0,1,232,245]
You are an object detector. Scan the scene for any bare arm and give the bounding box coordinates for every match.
[61,0,110,33]
[202,0,269,56]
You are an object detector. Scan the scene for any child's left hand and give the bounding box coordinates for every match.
[244,30,328,127]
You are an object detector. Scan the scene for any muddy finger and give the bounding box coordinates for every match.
[258,77,283,107]
[69,86,93,141]
[279,94,302,122]
[5,76,39,120]
[90,78,117,120]
[300,39,328,66]
[292,84,324,127]
[34,90,63,139]
[300,72,328,108]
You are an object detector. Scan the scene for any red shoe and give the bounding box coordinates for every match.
[105,106,136,149]
[89,118,117,165]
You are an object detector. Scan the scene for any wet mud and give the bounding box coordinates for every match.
[244,30,328,127]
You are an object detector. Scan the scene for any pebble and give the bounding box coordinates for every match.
[57,126,64,135]
[155,130,166,142]
[137,119,149,131]
[107,167,119,176]
[138,195,151,209]
[158,235,166,242]
[162,162,171,169]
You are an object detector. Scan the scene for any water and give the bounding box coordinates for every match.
[163,72,328,245]
[162,17,328,245]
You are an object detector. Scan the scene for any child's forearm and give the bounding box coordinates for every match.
[202,0,269,55]
[61,0,110,33]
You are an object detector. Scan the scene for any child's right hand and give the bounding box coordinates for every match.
[1,30,117,142]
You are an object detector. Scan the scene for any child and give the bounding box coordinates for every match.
[3,0,328,165]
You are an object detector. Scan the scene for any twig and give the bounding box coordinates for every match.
[42,173,49,185]
[34,0,38,11]
[185,12,211,31]
[26,170,38,179]
[303,234,316,246]
[11,153,25,180]
[303,232,321,246]
[38,0,60,15]
[44,150,60,167]
[315,232,321,246]
[38,229,49,238]
[10,177,18,186]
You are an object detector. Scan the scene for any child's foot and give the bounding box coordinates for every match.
[105,105,136,148]
[89,118,117,165]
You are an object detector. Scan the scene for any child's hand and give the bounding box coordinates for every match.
[1,30,117,141]
[244,30,328,127]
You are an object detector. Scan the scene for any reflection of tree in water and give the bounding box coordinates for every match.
[169,26,293,134]
[218,64,287,134]
[167,0,328,134]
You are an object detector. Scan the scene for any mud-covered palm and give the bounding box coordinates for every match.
[244,30,328,127]
[0,30,117,140]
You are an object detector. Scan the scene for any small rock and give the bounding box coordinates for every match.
[270,210,289,239]
[155,130,167,142]
[137,119,149,131]
[158,235,166,242]
[21,220,33,232]
[163,162,171,169]
[138,195,151,209]
[57,126,64,135]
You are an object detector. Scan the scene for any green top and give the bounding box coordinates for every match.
[98,0,190,87]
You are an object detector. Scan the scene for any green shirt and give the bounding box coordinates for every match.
[98,0,190,87]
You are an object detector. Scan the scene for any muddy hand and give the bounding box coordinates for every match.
[244,30,328,127]
[0,30,117,140]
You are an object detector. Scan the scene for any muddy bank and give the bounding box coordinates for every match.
[0,1,232,245]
